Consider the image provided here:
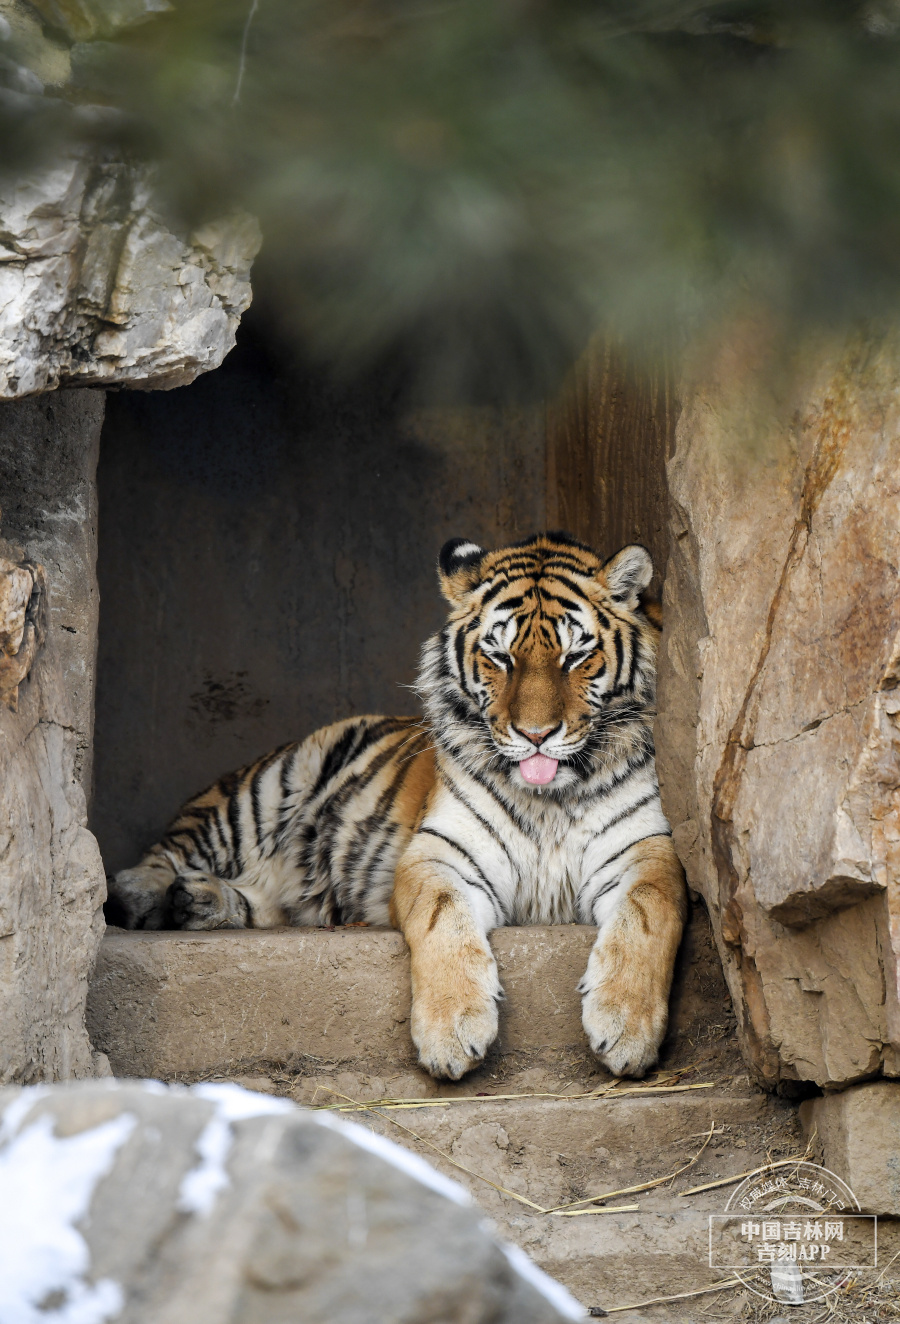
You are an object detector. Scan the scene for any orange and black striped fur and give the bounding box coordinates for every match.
[110,533,685,1080]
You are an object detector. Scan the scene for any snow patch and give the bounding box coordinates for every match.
[0,1087,49,1146]
[190,1082,295,1121]
[177,1082,293,1217]
[137,1079,167,1095]
[500,1240,586,1320]
[0,1107,136,1324]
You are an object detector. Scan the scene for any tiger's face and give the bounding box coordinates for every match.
[426,533,658,793]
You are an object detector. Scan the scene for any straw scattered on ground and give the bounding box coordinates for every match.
[307,1062,716,1113]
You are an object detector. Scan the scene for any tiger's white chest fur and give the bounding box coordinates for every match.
[417,736,669,930]
[509,811,581,924]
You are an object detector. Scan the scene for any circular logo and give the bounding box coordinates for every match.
[708,1159,876,1306]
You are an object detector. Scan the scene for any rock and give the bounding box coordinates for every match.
[0,391,107,1082]
[0,1080,584,1322]
[656,324,900,1090]
[27,0,171,44]
[0,390,104,788]
[0,0,261,398]
[0,154,260,398]
[0,1,72,87]
[800,1082,900,1215]
[0,537,45,711]
[0,628,107,1082]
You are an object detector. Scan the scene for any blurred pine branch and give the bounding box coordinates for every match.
[4,0,900,396]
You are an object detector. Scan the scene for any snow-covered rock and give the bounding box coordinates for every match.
[0,1080,584,1323]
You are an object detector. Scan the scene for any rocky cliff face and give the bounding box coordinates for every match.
[0,0,260,399]
[0,392,108,1082]
[657,325,900,1090]
[0,156,260,398]
[0,0,260,1081]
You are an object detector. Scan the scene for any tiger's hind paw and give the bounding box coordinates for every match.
[106,864,174,930]
[167,873,250,930]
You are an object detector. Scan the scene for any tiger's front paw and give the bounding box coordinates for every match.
[579,959,668,1079]
[167,874,249,930]
[411,956,501,1081]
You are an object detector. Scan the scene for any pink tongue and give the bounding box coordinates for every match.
[519,753,559,785]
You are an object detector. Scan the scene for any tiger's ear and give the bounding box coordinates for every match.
[438,538,486,605]
[602,544,653,607]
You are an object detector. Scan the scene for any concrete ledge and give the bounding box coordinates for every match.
[88,926,599,1077]
[87,911,724,1079]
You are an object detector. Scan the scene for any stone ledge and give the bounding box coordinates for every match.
[800,1081,900,1216]
[87,911,726,1079]
[89,926,595,1078]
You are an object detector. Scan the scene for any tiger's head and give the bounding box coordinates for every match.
[418,532,660,795]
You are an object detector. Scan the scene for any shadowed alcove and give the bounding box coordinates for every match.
[90,317,673,875]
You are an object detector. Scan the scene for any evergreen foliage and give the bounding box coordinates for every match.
[6,1,900,392]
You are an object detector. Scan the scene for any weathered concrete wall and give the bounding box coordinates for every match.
[656,324,900,1091]
[0,389,108,1082]
[92,323,546,873]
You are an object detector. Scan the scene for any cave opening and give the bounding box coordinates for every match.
[90,310,673,878]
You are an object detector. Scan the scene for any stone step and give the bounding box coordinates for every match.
[339,1081,900,1320]
[88,907,733,1081]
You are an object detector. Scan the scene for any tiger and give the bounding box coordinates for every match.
[108,532,686,1081]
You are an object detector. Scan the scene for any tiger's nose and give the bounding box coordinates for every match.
[513,724,560,744]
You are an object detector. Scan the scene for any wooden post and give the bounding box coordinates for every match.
[546,336,676,590]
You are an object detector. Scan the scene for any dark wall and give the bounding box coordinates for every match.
[92,328,545,873]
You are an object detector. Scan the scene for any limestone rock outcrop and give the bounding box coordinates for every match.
[0,0,260,398]
[0,391,107,1083]
[657,325,900,1090]
[0,1080,583,1323]
[0,156,260,398]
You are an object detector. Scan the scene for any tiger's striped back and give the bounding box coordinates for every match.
[119,716,434,927]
